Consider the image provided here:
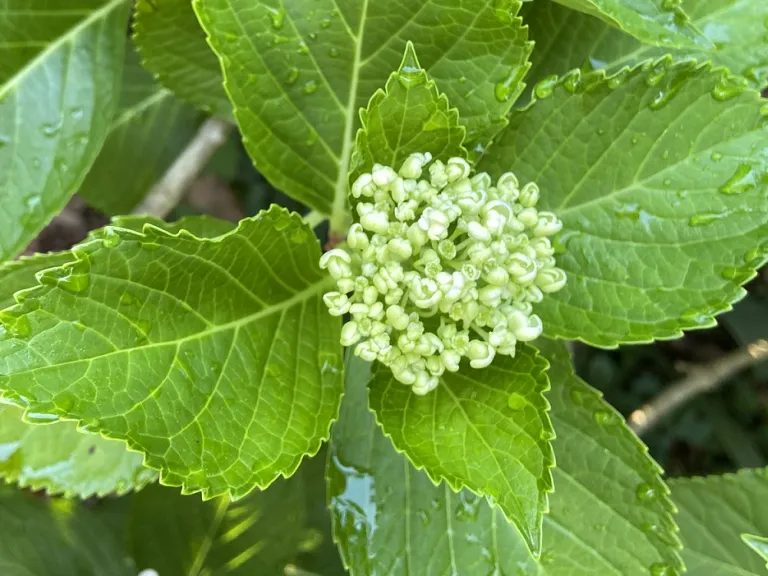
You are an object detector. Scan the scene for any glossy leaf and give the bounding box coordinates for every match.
[108,214,236,239]
[329,344,684,575]
[329,354,538,575]
[193,0,531,215]
[368,345,554,554]
[0,206,344,498]
[129,478,306,575]
[0,252,73,311]
[0,403,156,498]
[133,0,232,117]
[477,59,768,347]
[351,43,466,181]
[533,339,683,575]
[551,0,709,49]
[79,43,200,215]
[670,468,768,575]
[0,488,132,575]
[0,0,130,261]
[523,0,768,91]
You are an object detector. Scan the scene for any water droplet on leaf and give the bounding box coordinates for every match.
[303,80,318,94]
[507,392,526,411]
[689,212,728,226]
[533,75,558,99]
[328,47,339,58]
[266,6,285,29]
[635,483,657,502]
[593,410,615,426]
[719,163,760,195]
[286,67,299,85]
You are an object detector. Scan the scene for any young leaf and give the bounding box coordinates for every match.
[128,478,306,575]
[192,0,531,217]
[79,43,200,215]
[534,339,683,575]
[0,206,343,499]
[368,345,554,555]
[670,468,768,575]
[328,354,539,575]
[0,0,131,261]
[551,0,709,50]
[477,59,768,347]
[523,0,768,91]
[133,0,232,118]
[351,43,467,181]
[0,488,132,575]
[0,403,156,498]
[329,344,684,575]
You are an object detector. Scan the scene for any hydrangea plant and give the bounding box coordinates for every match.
[0,0,766,574]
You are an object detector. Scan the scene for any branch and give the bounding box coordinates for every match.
[628,339,768,436]
[132,117,233,218]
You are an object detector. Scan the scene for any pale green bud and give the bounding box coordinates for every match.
[506,253,537,284]
[319,248,352,279]
[406,222,428,248]
[513,313,543,341]
[497,172,520,201]
[347,223,369,250]
[390,177,407,203]
[426,355,445,377]
[441,349,461,372]
[355,340,379,362]
[517,207,539,228]
[479,285,503,307]
[351,173,376,198]
[468,340,495,369]
[471,172,492,191]
[429,160,448,189]
[386,304,410,330]
[530,237,555,257]
[446,157,471,182]
[534,212,563,237]
[323,292,351,316]
[412,371,439,395]
[368,301,385,321]
[360,210,390,234]
[418,207,451,241]
[437,239,457,260]
[519,182,540,207]
[467,243,493,265]
[372,164,398,187]
[363,286,379,305]
[485,266,510,286]
[536,267,567,293]
[467,220,492,242]
[384,287,404,305]
[340,321,360,346]
[387,237,413,260]
[395,199,419,221]
[523,285,544,303]
[399,152,432,179]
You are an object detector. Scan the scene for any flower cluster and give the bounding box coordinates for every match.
[320,153,567,395]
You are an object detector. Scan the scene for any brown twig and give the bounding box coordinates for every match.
[628,339,768,436]
[132,117,233,218]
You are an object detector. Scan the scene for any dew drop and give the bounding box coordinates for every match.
[541,551,556,566]
[70,107,84,121]
[614,202,640,220]
[689,212,727,226]
[562,70,581,93]
[631,136,639,145]
[72,320,87,332]
[120,292,138,306]
[649,563,678,576]
[41,121,62,137]
[290,226,309,244]
[303,80,318,94]
[417,509,430,525]
[507,392,527,411]
[40,266,90,294]
[321,18,332,28]
[533,74,558,99]
[398,45,424,88]
[607,69,629,89]
[265,6,285,30]
[459,76,466,84]
[635,483,657,502]
[661,0,680,10]
[297,41,309,55]
[305,127,317,147]
[309,32,317,41]
[710,151,723,162]
[286,67,299,85]
[552,230,581,254]
[570,389,585,406]
[328,47,339,58]
[593,410,615,426]
[102,228,121,248]
[0,134,10,149]
[25,412,60,424]
[0,313,31,339]
[719,163,760,195]
[135,318,152,335]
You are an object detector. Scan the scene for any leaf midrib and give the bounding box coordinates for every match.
[0,0,127,98]
[8,276,333,377]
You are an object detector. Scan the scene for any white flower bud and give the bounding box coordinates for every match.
[406,222,428,248]
[496,172,520,201]
[360,210,390,234]
[372,164,398,187]
[534,212,563,237]
[506,253,537,284]
[347,223,369,250]
[319,249,352,279]
[456,189,487,215]
[388,237,413,260]
[355,340,379,362]
[519,182,540,207]
[340,321,361,346]
[426,355,445,377]
[479,285,503,307]
[468,340,495,368]
[418,207,451,241]
[368,301,385,320]
[395,199,419,221]
[517,207,539,228]
[412,371,439,395]
[485,267,510,287]
[467,220,492,242]
[441,349,461,372]
[386,305,410,330]
[530,237,555,257]
[323,292,351,316]
[390,177,407,203]
[351,173,376,198]
[399,152,432,179]
[513,313,543,341]
[429,160,448,189]
[337,278,355,293]
[536,267,567,293]
[523,285,544,303]
[471,172,492,191]
[446,157,471,182]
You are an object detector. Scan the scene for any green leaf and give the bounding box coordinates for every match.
[477,59,768,347]
[0,403,156,498]
[670,468,768,575]
[522,0,768,92]
[329,353,539,575]
[0,488,132,575]
[551,0,709,50]
[0,252,73,311]
[368,345,554,555]
[128,477,306,575]
[192,0,531,216]
[743,535,768,569]
[79,43,201,215]
[329,344,684,575]
[133,0,232,118]
[533,339,682,575]
[351,43,467,181]
[0,0,131,262]
[108,214,236,239]
[0,206,344,498]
